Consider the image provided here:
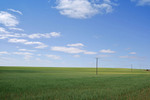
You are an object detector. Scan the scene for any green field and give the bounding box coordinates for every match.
[0,67,150,100]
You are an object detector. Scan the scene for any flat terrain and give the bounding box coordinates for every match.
[0,67,150,100]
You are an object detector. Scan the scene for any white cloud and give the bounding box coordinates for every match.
[55,0,97,19]
[94,3,113,13]
[35,44,48,49]
[18,49,36,52]
[51,46,84,53]
[8,9,23,15]
[103,0,111,3]
[0,27,9,33]
[131,0,150,6]
[0,32,60,39]
[28,32,60,39]
[129,52,136,54]
[8,38,48,49]
[24,55,32,60]
[55,0,115,19]
[84,51,97,54]
[97,55,111,57]
[37,54,41,56]
[9,27,24,31]
[120,56,129,58]
[0,51,9,55]
[8,38,27,43]
[0,36,6,39]
[126,48,131,50]
[24,41,48,49]
[13,52,33,55]
[67,43,84,47]
[100,49,115,53]
[46,54,61,59]
[119,55,145,60]
[24,41,43,45]
[50,32,61,37]
[28,33,51,39]
[51,46,96,54]
[0,11,19,27]
[0,33,27,39]
[28,34,48,39]
[35,58,41,61]
[13,52,33,60]
[73,55,80,58]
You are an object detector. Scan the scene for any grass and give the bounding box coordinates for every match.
[0,67,150,100]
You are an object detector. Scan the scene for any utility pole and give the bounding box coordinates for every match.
[96,57,99,75]
[131,64,133,72]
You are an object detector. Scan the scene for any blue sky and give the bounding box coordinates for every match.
[0,0,150,68]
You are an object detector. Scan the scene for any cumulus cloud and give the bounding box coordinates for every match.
[51,46,96,54]
[97,55,111,58]
[8,38,48,49]
[18,49,36,52]
[83,51,97,54]
[9,27,24,31]
[28,33,50,39]
[55,0,116,19]
[51,46,84,53]
[0,51,9,55]
[0,33,27,39]
[8,9,23,15]
[94,3,113,13]
[24,41,48,49]
[8,38,27,43]
[67,43,84,47]
[50,32,61,37]
[131,0,150,6]
[13,52,33,55]
[0,11,19,27]
[24,41,43,45]
[46,54,61,59]
[73,55,80,58]
[0,32,60,39]
[0,32,58,50]
[119,55,145,60]
[119,56,128,58]
[37,54,42,56]
[27,32,60,39]
[129,52,136,54]
[0,27,9,33]
[0,32,59,49]
[126,48,131,50]
[13,52,33,60]
[100,49,115,53]
[35,44,48,49]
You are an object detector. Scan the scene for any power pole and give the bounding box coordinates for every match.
[96,57,99,75]
[131,64,133,72]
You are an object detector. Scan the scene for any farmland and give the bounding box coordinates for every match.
[0,67,150,100]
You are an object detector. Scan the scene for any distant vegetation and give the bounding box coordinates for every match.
[0,67,150,100]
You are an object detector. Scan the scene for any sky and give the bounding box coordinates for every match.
[0,0,150,68]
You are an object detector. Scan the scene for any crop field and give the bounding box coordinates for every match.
[0,67,150,100]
